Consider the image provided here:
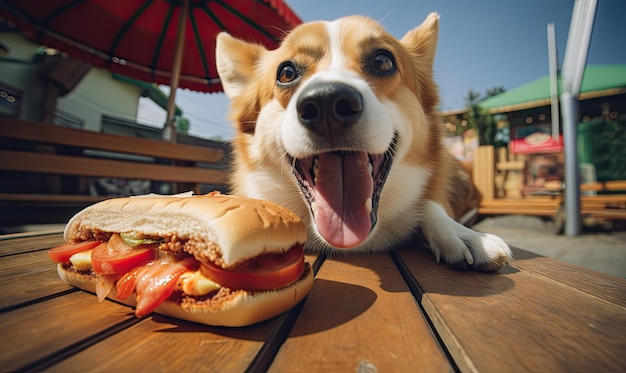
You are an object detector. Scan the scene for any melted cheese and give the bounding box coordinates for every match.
[178,270,221,296]
[69,249,93,272]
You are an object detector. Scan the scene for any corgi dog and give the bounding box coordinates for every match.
[215,13,512,271]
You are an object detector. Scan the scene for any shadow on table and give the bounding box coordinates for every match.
[151,279,376,340]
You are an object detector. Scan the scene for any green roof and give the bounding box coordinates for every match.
[479,65,626,113]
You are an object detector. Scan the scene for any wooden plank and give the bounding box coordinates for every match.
[581,194,626,202]
[496,161,525,171]
[0,193,107,204]
[0,230,64,241]
[478,194,625,218]
[479,207,558,216]
[397,246,626,373]
[479,197,562,216]
[0,118,224,163]
[0,232,64,256]
[479,194,626,217]
[581,182,606,192]
[512,248,626,308]
[560,182,626,193]
[479,204,559,210]
[0,291,137,372]
[480,198,562,208]
[478,207,558,216]
[0,250,70,310]
[604,180,626,191]
[0,150,227,184]
[580,209,626,219]
[47,313,274,373]
[473,145,494,200]
[269,253,454,372]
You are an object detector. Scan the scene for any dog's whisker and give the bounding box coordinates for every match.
[378,11,393,27]
[268,25,292,40]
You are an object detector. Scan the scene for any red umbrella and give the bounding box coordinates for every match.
[1,0,301,140]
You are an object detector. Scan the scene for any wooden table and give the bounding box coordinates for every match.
[1,231,625,372]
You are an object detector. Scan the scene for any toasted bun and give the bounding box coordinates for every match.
[57,263,314,327]
[64,194,307,266]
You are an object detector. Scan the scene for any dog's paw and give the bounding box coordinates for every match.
[427,230,512,272]
[455,232,512,272]
[423,202,513,272]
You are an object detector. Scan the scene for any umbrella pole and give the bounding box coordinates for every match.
[164,0,189,143]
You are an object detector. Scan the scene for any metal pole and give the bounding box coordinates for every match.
[560,0,597,236]
[547,23,559,140]
[560,92,581,235]
[569,0,598,95]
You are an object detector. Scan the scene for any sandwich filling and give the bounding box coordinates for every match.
[50,231,307,318]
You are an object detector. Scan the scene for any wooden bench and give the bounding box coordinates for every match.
[1,231,625,372]
[479,197,563,217]
[479,186,626,221]
[474,145,626,221]
[0,118,229,227]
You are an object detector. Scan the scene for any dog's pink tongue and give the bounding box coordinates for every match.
[315,152,373,248]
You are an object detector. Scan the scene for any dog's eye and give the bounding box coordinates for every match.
[370,51,396,75]
[277,62,299,85]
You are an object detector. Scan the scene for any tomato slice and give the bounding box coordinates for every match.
[91,233,157,274]
[48,241,101,263]
[200,245,305,291]
[115,266,143,301]
[133,258,196,317]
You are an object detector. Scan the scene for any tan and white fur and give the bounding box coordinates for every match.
[216,13,512,271]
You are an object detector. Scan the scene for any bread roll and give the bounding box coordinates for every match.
[65,193,307,267]
[54,193,314,326]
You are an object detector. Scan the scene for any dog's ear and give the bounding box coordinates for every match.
[216,32,268,133]
[215,32,266,99]
[400,12,440,111]
[400,12,439,69]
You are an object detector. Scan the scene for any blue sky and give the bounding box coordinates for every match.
[165,0,626,140]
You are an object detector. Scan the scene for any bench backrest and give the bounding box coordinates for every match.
[0,118,230,227]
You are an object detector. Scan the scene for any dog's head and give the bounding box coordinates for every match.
[216,14,441,251]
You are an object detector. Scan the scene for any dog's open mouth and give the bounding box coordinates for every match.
[289,136,396,249]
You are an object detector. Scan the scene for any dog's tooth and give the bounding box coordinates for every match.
[368,162,373,177]
[311,201,318,215]
[365,198,372,214]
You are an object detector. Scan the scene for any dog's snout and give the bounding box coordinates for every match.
[296,82,363,137]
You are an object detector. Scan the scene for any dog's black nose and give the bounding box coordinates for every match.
[296,82,363,137]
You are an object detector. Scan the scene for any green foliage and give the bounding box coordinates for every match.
[176,116,190,133]
[579,116,626,181]
[463,86,505,146]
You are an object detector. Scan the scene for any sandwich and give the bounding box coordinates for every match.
[48,192,314,327]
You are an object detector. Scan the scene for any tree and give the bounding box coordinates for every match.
[464,86,505,146]
[485,86,506,98]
